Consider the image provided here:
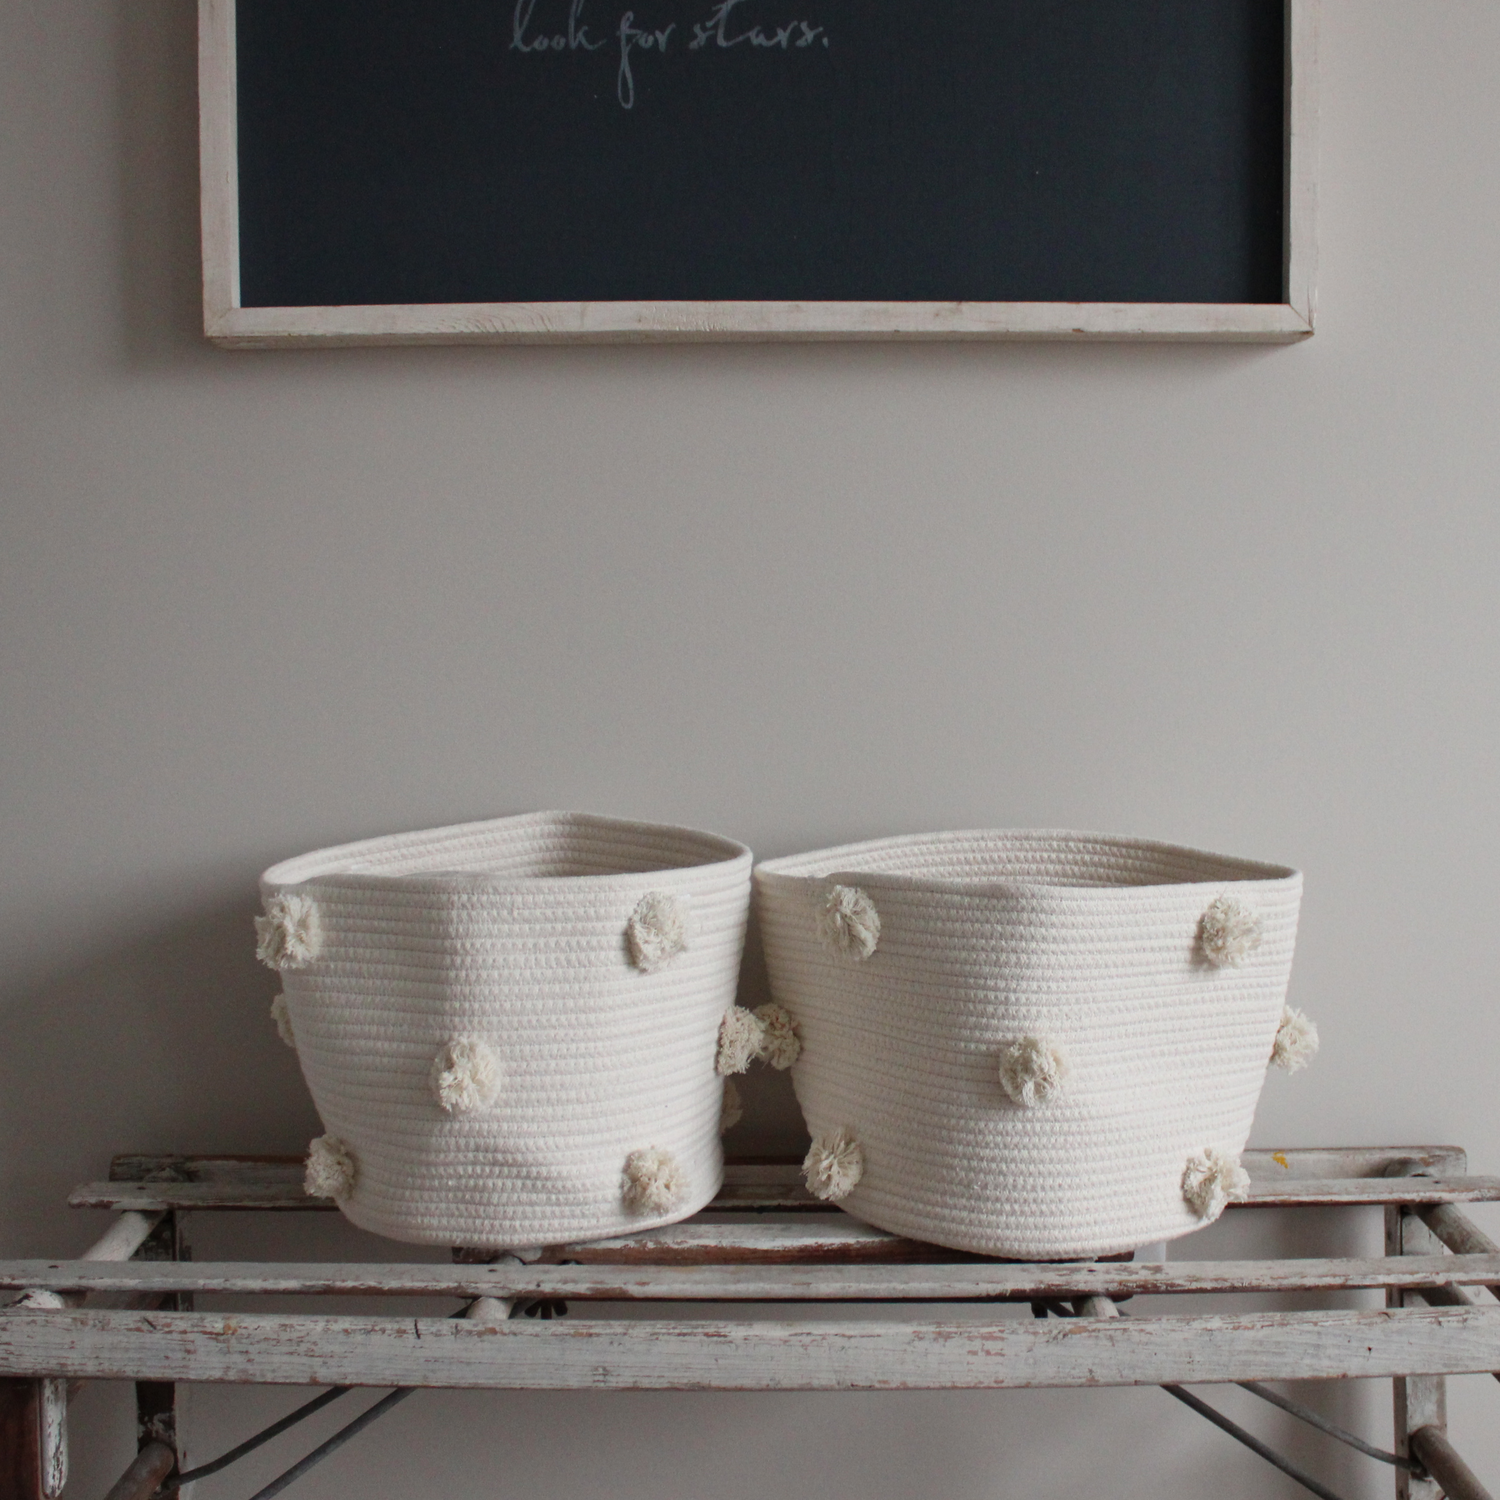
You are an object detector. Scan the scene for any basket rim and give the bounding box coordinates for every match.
[260,809,752,892]
[754,827,1299,894]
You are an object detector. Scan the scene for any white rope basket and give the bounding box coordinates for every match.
[258,811,753,1249]
[755,830,1306,1259]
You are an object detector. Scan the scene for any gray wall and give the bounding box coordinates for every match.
[4,3,1499,1496]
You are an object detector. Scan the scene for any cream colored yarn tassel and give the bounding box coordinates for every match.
[803,1127,864,1201]
[622,1147,689,1214]
[1198,895,1262,968]
[998,1037,1069,1108]
[304,1135,356,1200]
[256,893,322,971]
[1270,1006,1319,1073]
[626,892,690,972]
[430,1038,502,1114]
[270,993,296,1049]
[817,885,880,959]
[716,1006,766,1075]
[753,1003,801,1069]
[1181,1148,1249,1222]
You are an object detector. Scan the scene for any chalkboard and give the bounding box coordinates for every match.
[199,0,1318,345]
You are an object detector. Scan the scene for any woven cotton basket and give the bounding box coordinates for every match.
[754,831,1305,1259]
[257,812,753,1249]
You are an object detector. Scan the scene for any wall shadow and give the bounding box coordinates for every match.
[0,894,317,1258]
[114,0,214,371]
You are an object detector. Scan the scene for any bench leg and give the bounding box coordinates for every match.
[134,1212,186,1485]
[1388,1206,1445,1500]
[0,1376,66,1500]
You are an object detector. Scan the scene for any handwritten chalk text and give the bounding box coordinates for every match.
[512,0,606,52]
[688,0,823,51]
[509,0,829,110]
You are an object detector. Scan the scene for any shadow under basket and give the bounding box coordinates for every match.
[257,811,753,1249]
[754,829,1304,1259]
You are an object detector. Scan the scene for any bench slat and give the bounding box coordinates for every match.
[3,1305,1498,1390]
[3,1254,1500,1302]
[68,1175,1500,1217]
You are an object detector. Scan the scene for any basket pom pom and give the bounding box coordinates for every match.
[304,1135,356,1200]
[803,1127,865,1202]
[998,1036,1070,1108]
[270,993,296,1050]
[716,1006,766,1075]
[1182,1147,1250,1222]
[1198,895,1262,968]
[753,1003,801,1069]
[720,1079,744,1133]
[430,1038,502,1114]
[817,884,880,960]
[255,893,322,971]
[1271,1006,1319,1073]
[627,892,690,973]
[622,1146,690,1215]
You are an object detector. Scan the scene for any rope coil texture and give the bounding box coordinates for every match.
[261,811,753,1248]
[756,829,1302,1258]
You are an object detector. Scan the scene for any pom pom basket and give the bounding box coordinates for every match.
[755,830,1303,1259]
[259,812,753,1249]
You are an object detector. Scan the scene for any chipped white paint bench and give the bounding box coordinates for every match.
[1,1147,1496,1500]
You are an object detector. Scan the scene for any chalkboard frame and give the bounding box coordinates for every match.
[198,0,1318,347]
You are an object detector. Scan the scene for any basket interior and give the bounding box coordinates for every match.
[264,812,746,884]
[760,830,1296,889]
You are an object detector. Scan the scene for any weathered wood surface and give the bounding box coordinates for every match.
[73,1148,1484,1215]
[0,1216,165,1496]
[1284,0,1319,330]
[34,1385,63,1500]
[2,1305,1498,1391]
[197,0,239,325]
[205,300,1318,350]
[8,1215,165,1318]
[130,1214,184,1488]
[70,1173,1500,1216]
[4,1254,1500,1304]
[83,1159,834,1214]
[0,1214,164,1497]
[0,1381,65,1500]
[1221,1176,1488,1206]
[557,1219,936,1264]
[100,1147,1470,1188]
[1392,1205,1447,1500]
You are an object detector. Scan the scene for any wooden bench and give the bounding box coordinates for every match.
[1,1146,1496,1500]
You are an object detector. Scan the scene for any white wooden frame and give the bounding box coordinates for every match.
[198,0,1318,348]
